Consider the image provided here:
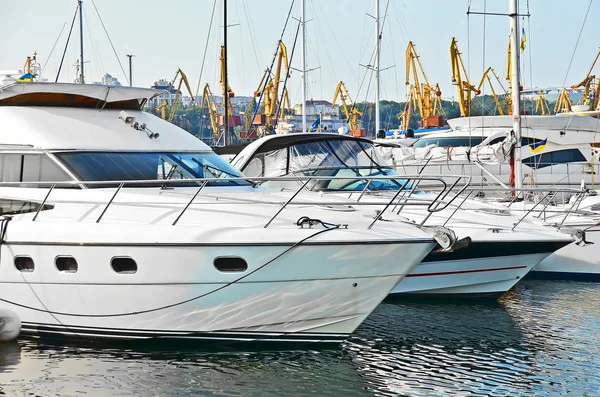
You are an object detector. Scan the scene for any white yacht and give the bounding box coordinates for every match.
[377,113,599,190]
[229,133,576,298]
[0,82,442,343]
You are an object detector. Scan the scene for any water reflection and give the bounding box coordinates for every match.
[0,281,598,396]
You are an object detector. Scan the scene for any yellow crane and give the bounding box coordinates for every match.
[399,86,416,130]
[219,45,235,121]
[200,83,220,141]
[405,41,443,127]
[156,68,194,122]
[554,88,573,113]
[250,41,291,133]
[535,90,551,115]
[332,81,363,135]
[450,37,479,117]
[571,46,600,111]
[475,67,509,115]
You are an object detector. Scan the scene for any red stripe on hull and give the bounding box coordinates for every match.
[406,265,528,278]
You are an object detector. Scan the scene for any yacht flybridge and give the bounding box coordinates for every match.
[0,82,449,343]
[230,133,576,298]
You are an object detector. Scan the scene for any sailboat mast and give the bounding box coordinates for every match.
[79,0,84,84]
[509,0,522,189]
[301,0,307,133]
[223,0,229,146]
[374,0,380,135]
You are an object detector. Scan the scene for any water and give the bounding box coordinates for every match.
[1,280,599,396]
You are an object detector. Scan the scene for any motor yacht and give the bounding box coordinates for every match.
[230,133,576,298]
[375,114,599,191]
[0,82,442,343]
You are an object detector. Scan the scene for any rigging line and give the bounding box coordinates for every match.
[0,224,340,318]
[84,8,104,79]
[481,0,487,117]
[195,0,218,98]
[279,0,295,41]
[40,22,66,78]
[55,4,79,83]
[241,0,261,72]
[90,0,129,85]
[275,20,302,127]
[560,0,593,88]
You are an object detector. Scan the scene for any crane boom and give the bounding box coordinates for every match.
[405,41,442,127]
[156,68,195,122]
[476,67,509,115]
[332,81,363,134]
[200,83,220,141]
[450,37,478,117]
[571,47,600,110]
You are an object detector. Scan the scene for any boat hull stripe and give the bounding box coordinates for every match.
[406,265,528,278]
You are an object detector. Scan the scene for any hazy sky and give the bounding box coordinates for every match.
[1,0,598,105]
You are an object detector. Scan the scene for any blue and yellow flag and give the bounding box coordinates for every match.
[520,28,526,53]
[527,138,547,153]
[309,116,320,132]
[16,73,32,83]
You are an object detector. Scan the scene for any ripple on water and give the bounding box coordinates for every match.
[0,280,599,396]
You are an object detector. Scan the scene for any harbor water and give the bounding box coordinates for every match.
[1,279,599,396]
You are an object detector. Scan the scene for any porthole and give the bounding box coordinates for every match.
[55,256,78,273]
[111,257,137,274]
[214,257,248,272]
[14,256,34,272]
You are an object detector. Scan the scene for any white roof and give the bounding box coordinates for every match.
[0,106,211,151]
[0,82,160,105]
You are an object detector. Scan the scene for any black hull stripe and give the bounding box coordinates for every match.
[525,271,600,281]
[20,322,348,343]
[422,241,570,263]
[3,239,433,247]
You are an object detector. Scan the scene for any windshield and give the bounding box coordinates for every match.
[242,139,414,192]
[54,151,252,187]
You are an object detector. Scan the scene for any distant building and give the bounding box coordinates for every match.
[91,73,122,87]
[293,100,339,117]
[148,79,179,109]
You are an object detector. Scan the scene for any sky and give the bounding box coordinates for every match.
[1,0,598,106]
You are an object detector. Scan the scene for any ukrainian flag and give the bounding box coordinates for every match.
[520,28,526,53]
[527,138,547,153]
[16,73,32,83]
[309,116,320,132]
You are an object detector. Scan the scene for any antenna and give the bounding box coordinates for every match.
[126,54,135,87]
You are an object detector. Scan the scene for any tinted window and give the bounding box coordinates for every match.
[413,137,485,148]
[54,151,251,187]
[14,256,34,272]
[214,257,248,272]
[522,149,586,169]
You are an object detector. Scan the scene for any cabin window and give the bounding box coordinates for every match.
[22,155,71,183]
[14,256,34,272]
[413,137,485,148]
[0,198,53,216]
[522,149,586,169]
[214,257,248,272]
[56,256,78,273]
[111,257,137,274]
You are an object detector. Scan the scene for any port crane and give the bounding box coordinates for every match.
[219,45,235,120]
[535,90,551,115]
[246,41,291,135]
[571,46,600,111]
[554,88,573,113]
[332,81,363,135]
[450,37,479,117]
[199,83,221,142]
[405,41,443,127]
[156,68,194,122]
[475,67,510,115]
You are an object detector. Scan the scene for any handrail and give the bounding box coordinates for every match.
[3,174,471,228]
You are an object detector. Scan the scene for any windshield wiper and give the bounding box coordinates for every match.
[160,157,188,189]
[191,158,256,187]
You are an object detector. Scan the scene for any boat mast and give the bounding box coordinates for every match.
[79,0,84,84]
[374,0,380,135]
[509,0,522,189]
[301,0,307,133]
[223,0,229,146]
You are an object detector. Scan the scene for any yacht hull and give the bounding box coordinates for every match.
[390,241,569,297]
[1,241,433,343]
[530,227,600,280]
